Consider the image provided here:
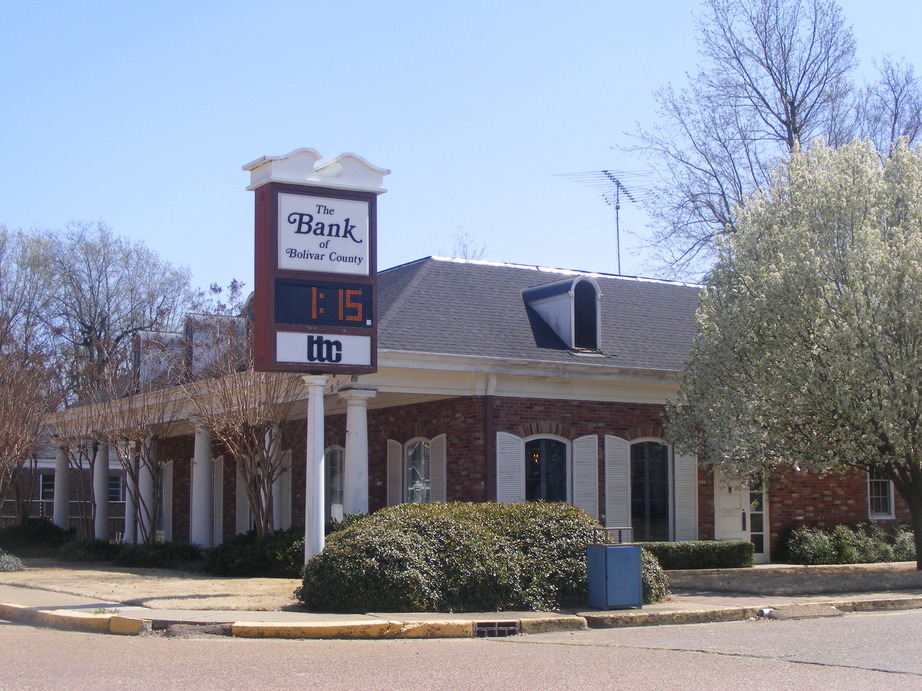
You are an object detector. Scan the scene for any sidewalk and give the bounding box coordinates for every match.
[2,562,922,639]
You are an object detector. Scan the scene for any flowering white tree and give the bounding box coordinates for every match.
[667,139,922,568]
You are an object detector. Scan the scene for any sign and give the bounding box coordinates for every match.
[248,149,386,374]
[277,193,370,275]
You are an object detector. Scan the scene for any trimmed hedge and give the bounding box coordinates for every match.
[0,548,24,572]
[57,538,123,562]
[203,527,304,578]
[113,542,204,570]
[0,518,74,554]
[775,523,915,565]
[299,502,670,613]
[641,540,755,570]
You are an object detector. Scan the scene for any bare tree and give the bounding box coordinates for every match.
[631,0,920,276]
[0,349,54,524]
[858,57,922,156]
[43,221,196,404]
[449,228,487,261]
[179,316,302,537]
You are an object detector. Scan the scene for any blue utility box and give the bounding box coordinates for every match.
[586,543,643,610]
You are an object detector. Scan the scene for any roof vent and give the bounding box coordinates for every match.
[523,277,601,351]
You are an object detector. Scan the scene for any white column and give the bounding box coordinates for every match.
[338,387,377,515]
[190,424,214,547]
[138,438,156,543]
[93,442,109,540]
[124,444,137,544]
[52,447,70,530]
[303,374,328,562]
[270,425,284,532]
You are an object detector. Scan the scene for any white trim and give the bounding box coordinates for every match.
[867,470,895,520]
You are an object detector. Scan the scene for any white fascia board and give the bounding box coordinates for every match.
[377,349,678,383]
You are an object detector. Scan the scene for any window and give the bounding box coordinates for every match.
[573,279,600,350]
[40,474,55,501]
[868,469,894,519]
[405,439,431,503]
[108,475,124,502]
[525,438,567,502]
[631,441,669,541]
[325,446,344,524]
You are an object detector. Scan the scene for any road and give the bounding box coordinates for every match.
[2,608,921,689]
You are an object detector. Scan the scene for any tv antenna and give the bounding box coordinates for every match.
[558,170,646,275]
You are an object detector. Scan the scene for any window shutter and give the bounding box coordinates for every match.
[213,456,224,546]
[496,432,524,503]
[604,435,630,528]
[161,461,173,542]
[386,440,403,506]
[235,461,250,535]
[673,451,699,541]
[571,435,599,519]
[430,434,447,502]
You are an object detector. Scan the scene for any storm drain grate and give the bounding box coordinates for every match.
[473,621,521,638]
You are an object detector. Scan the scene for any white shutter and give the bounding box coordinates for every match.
[235,461,250,534]
[673,451,699,541]
[161,461,173,542]
[213,456,224,545]
[386,440,403,506]
[496,432,525,503]
[571,435,599,519]
[429,434,447,502]
[604,435,630,528]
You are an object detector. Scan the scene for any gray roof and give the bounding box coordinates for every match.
[377,257,700,372]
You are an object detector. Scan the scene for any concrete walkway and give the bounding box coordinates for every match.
[2,563,922,639]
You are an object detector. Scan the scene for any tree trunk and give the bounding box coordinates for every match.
[904,491,922,571]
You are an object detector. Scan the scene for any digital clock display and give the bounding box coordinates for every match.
[275,278,373,328]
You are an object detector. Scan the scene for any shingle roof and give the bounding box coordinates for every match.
[377,257,700,372]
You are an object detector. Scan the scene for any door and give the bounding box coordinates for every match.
[713,469,769,564]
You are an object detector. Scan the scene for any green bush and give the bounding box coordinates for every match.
[641,549,669,603]
[0,518,75,554]
[326,512,369,535]
[0,548,24,572]
[777,523,916,565]
[113,542,204,570]
[299,502,670,613]
[57,538,122,562]
[203,527,304,578]
[641,540,755,569]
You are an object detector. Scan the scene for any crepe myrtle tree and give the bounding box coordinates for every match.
[666,139,922,568]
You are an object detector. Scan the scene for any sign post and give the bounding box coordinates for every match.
[244,148,389,560]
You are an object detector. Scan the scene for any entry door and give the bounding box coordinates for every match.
[713,469,768,564]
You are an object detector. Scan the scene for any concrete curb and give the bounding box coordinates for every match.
[4,597,922,639]
[0,602,151,635]
[231,615,587,639]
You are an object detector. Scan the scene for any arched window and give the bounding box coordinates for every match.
[525,437,568,502]
[573,279,599,350]
[324,446,344,524]
[405,438,431,503]
[631,440,669,541]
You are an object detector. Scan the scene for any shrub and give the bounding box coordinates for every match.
[113,542,204,570]
[0,548,24,572]
[641,549,669,603]
[777,523,916,565]
[326,512,369,535]
[203,527,304,578]
[57,538,122,563]
[0,518,75,554]
[299,502,670,613]
[641,540,755,569]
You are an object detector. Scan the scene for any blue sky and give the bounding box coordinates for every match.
[3,1,920,292]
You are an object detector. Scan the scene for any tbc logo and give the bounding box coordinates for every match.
[306,335,343,363]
